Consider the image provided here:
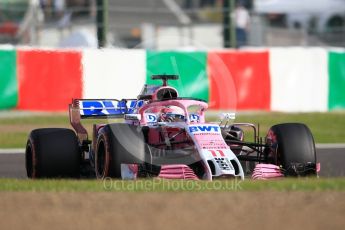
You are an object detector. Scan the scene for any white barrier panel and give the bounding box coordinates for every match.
[82,49,146,99]
[270,48,328,112]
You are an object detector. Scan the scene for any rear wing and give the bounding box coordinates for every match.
[71,99,145,119]
[69,99,144,143]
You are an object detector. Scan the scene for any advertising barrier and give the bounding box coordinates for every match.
[0,47,344,112]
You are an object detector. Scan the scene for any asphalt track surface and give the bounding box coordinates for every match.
[0,147,344,178]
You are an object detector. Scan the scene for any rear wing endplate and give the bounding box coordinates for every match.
[69,99,144,143]
[71,99,144,119]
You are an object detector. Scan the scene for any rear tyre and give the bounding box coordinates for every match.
[95,124,146,178]
[26,128,80,178]
[266,123,317,176]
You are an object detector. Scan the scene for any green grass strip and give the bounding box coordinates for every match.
[1,112,345,148]
[0,178,344,192]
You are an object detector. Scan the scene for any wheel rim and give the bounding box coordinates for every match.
[96,139,108,178]
[25,142,33,178]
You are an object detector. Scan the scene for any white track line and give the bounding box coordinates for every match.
[0,149,25,154]
[315,143,345,149]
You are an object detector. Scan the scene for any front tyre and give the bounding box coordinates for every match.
[95,124,146,179]
[266,123,317,176]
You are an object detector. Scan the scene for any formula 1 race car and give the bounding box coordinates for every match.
[25,75,318,180]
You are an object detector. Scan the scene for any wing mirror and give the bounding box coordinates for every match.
[220,113,236,120]
[219,113,236,127]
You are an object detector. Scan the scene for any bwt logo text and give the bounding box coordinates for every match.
[189,126,219,133]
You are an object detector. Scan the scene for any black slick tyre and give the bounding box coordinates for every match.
[26,128,80,178]
[267,123,317,176]
[95,124,146,178]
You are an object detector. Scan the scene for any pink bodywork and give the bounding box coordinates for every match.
[158,164,199,180]
[193,133,229,150]
[252,164,284,180]
[252,163,321,179]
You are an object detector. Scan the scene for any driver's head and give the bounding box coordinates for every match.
[160,106,185,122]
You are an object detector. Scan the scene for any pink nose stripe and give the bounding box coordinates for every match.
[218,150,225,157]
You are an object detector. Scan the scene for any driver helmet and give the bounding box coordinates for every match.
[160,106,185,122]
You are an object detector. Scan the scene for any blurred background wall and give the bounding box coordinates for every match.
[0,0,344,112]
[0,0,344,48]
[1,48,344,112]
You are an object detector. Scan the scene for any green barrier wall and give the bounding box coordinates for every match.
[0,50,17,109]
[146,51,209,101]
[329,52,345,110]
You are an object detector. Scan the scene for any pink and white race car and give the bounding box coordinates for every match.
[25,75,318,180]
